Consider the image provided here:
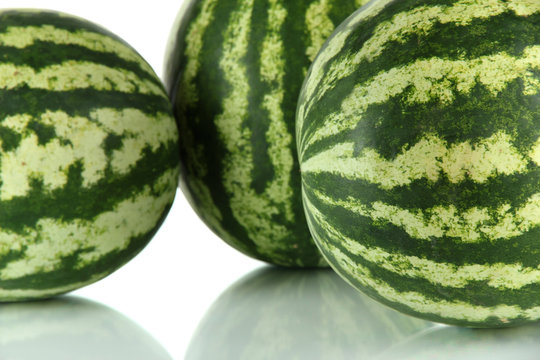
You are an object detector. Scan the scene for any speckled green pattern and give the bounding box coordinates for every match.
[0,10,180,301]
[297,0,540,326]
[164,0,369,267]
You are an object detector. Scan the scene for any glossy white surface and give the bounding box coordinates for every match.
[1,1,540,359]
[0,297,173,360]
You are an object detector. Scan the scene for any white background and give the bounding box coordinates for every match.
[0,1,263,359]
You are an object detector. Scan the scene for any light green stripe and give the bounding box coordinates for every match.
[297,0,392,138]
[299,0,540,132]
[0,109,177,200]
[0,61,164,96]
[305,0,335,62]
[0,168,178,281]
[508,0,540,16]
[302,132,536,188]
[261,0,295,223]
[0,25,155,76]
[304,194,540,290]
[216,0,294,257]
[531,138,540,165]
[179,0,219,107]
[303,194,540,323]
[355,0,371,7]
[299,46,540,155]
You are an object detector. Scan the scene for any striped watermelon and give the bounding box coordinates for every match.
[0,10,179,301]
[297,0,540,327]
[164,0,370,267]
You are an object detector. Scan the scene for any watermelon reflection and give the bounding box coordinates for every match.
[378,324,540,360]
[186,267,433,359]
[0,296,171,360]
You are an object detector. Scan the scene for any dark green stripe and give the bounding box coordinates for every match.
[303,166,540,215]
[281,0,311,133]
[0,126,21,152]
[0,10,130,47]
[0,43,162,88]
[0,141,179,234]
[327,1,359,26]
[303,77,540,162]
[27,118,56,145]
[304,187,540,268]
[278,0,326,265]
[247,0,272,194]
[0,88,171,119]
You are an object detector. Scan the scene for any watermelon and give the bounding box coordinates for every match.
[164,0,370,267]
[0,10,179,301]
[0,296,172,359]
[186,267,433,359]
[297,0,540,327]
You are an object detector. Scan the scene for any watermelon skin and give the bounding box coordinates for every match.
[0,10,179,301]
[164,0,371,267]
[297,0,540,327]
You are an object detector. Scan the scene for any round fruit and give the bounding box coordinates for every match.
[0,9,179,301]
[297,0,540,327]
[164,0,370,267]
